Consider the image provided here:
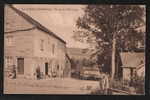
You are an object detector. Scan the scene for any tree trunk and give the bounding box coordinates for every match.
[111,36,116,79]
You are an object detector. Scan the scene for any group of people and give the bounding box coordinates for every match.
[35,66,63,79]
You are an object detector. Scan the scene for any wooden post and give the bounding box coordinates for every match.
[111,36,116,79]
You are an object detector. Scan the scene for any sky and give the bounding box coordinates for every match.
[14,4,89,49]
[13,4,145,49]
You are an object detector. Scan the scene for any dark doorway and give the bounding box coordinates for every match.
[45,62,48,75]
[17,58,24,74]
[57,65,59,70]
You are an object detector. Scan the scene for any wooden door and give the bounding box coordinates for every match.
[17,58,24,74]
[45,62,48,75]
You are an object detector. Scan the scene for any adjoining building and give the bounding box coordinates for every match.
[63,54,72,77]
[119,25,145,81]
[67,48,94,75]
[120,52,145,81]
[4,5,71,79]
[67,48,90,59]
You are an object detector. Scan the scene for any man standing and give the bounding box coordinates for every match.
[99,72,110,94]
[99,71,105,94]
[104,73,110,94]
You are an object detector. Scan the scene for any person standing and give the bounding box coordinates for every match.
[99,72,105,94]
[104,73,110,94]
[36,66,41,80]
[99,74,103,91]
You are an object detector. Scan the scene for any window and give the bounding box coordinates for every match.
[5,56,13,68]
[6,36,14,46]
[40,39,44,51]
[52,44,55,54]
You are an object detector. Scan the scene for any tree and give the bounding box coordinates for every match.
[82,58,96,67]
[73,5,145,78]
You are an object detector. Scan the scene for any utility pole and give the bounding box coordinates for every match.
[111,35,116,79]
[109,5,116,79]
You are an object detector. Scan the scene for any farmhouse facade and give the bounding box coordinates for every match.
[4,5,71,79]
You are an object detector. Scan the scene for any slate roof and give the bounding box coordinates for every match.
[5,4,66,44]
[120,52,145,68]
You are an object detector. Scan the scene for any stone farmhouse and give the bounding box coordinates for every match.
[4,5,71,79]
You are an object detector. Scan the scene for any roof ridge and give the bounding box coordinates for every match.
[8,4,66,44]
[5,26,36,33]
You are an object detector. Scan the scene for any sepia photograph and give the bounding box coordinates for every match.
[4,4,145,95]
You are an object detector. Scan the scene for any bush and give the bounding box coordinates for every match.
[132,76,144,94]
[111,79,130,92]
[90,77,144,95]
[111,77,144,94]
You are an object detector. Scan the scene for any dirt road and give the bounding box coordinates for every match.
[4,78,99,94]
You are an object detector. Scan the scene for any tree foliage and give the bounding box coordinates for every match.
[73,5,145,73]
[82,58,96,67]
